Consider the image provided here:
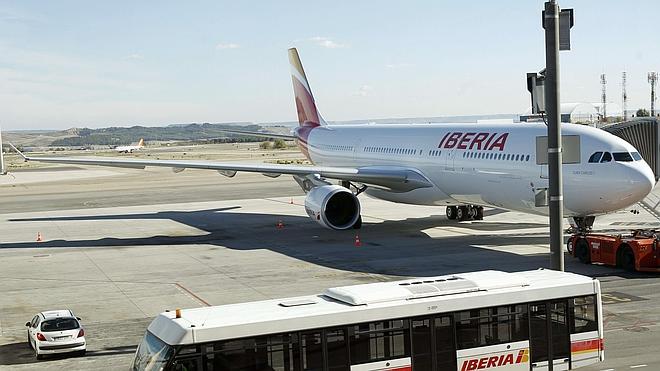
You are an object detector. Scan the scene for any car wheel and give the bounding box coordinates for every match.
[566,239,574,254]
[27,334,32,349]
[35,348,42,360]
[77,350,86,357]
[575,239,591,264]
[621,247,635,271]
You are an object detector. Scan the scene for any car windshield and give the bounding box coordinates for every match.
[41,318,79,332]
[132,331,174,371]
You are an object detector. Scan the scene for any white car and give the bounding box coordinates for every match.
[26,309,86,359]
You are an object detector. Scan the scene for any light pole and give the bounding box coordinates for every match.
[544,0,564,272]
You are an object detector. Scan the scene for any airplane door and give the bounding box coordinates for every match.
[445,150,456,171]
[353,139,361,161]
[534,137,550,207]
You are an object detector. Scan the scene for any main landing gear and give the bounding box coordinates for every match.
[446,205,484,221]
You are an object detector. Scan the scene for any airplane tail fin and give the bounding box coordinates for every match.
[288,48,326,127]
[138,138,144,147]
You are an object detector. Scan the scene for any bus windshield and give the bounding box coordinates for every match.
[132,331,174,371]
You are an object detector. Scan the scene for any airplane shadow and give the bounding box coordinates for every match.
[0,342,136,366]
[2,206,620,277]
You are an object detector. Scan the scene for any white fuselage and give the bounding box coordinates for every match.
[299,122,655,217]
[115,145,141,153]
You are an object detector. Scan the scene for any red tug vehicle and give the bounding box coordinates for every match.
[568,229,660,272]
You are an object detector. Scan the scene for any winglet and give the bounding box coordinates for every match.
[138,138,144,147]
[8,143,28,161]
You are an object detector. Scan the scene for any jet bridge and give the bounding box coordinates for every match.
[602,118,660,181]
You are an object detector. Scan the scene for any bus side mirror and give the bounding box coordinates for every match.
[76,317,81,321]
[25,322,30,327]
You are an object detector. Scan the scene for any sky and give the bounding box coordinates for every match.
[0,0,658,130]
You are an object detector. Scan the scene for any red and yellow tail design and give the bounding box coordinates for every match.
[288,48,325,127]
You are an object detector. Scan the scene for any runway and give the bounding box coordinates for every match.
[1,166,659,370]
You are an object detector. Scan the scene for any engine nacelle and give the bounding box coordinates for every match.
[304,185,361,230]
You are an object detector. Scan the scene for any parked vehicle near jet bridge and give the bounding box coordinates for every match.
[8,48,656,232]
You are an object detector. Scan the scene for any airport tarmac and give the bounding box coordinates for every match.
[1,165,660,370]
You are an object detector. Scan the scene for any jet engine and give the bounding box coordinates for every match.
[304,185,361,230]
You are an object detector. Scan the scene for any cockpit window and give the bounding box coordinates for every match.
[588,152,603,163]
[613,152,634,162]
[631,152,643,161]
[601,152,612,163]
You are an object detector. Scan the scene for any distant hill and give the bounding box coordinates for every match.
[5,114,520,147]
[49,123,268,147]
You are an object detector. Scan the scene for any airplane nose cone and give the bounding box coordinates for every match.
[629,163,655,202]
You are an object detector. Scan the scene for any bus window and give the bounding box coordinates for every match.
[171,345,201,371]
[601,152,612,163]
[588,152,603,163]
[455,306,527,349]
[550,301,570,359]
[201,335,299,371]
[301,331,323,371]
[411,319,432,370]
[350,320,410,364]
[435,315,457,371]
[571,295,598,333]
[326,328,349,371]
[171,356,202,371]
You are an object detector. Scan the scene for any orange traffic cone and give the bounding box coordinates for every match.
[276,220,284,230]
[36,232,43,242]
[354,234,362,247]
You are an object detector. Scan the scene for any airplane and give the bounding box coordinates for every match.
[114,138,144,153]
[8,48,655,232]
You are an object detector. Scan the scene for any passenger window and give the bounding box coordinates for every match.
[632,152,642,161]
[601,152,612,163]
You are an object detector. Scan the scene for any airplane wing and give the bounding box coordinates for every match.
[211,128,296,140]
[8,144,432,192]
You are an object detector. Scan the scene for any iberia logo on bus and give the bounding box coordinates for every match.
[460,349,529,371]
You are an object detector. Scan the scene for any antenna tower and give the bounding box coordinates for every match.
[649,72,658,116]
[622,71,628,121]
[600,74,607,122]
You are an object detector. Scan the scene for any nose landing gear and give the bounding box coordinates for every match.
[446,205,484,221]
[569,216,595,234]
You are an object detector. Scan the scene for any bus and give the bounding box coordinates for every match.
[131,269,603,371]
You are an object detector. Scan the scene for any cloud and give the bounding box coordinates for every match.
[352,85,373,97]
[123,54,144,61]
[216,42,240,50]
[309,36,347,49]
[385,63,414,69]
